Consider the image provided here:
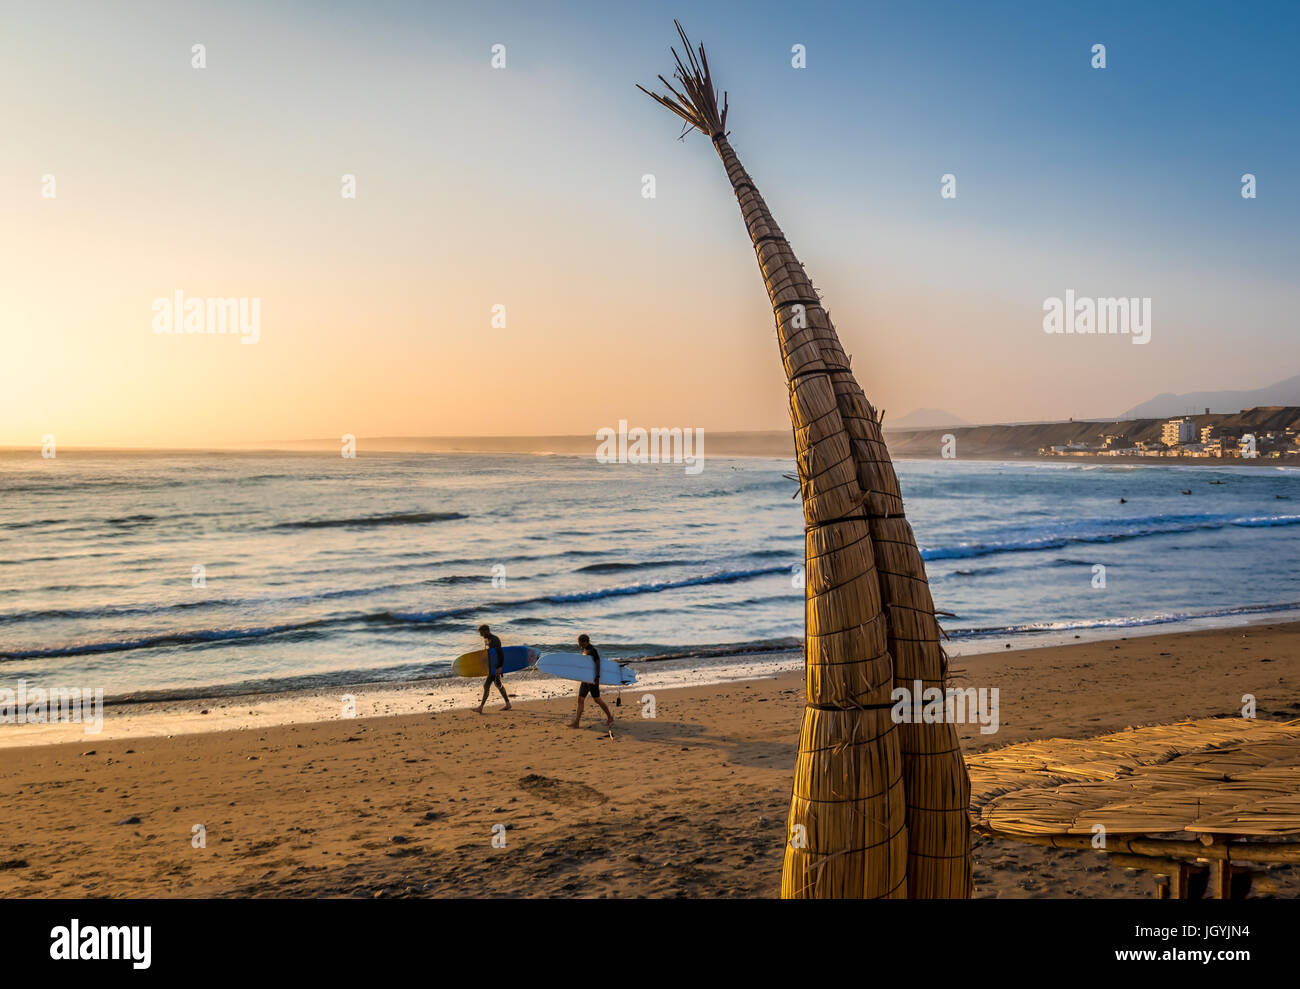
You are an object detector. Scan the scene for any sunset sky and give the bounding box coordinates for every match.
[2,0,1297,448]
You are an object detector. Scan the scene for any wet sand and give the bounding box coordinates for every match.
[2,622,1298,898]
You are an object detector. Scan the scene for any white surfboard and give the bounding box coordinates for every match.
[536,652,636,685]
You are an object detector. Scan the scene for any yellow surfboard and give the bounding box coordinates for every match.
[452,645,538,677]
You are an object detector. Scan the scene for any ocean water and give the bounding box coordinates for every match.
[2,451,1298,700]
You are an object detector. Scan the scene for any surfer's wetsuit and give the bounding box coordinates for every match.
[480,633,509,703]
[579,645,601,698]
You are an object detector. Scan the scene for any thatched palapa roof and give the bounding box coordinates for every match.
[969,717,1300,843]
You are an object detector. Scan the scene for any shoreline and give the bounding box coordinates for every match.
[6,605,1300,750]
[0,651,805,750]
[7,446,1297,468]
[3,620,1298,898]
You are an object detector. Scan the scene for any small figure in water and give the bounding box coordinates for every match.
[569,633,614,728]
[476,624,512,714]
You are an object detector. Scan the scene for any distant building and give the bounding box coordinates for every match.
[1162,418,1197,445]
[1199,425,1216,445]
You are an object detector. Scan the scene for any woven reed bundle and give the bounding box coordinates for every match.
[784,413,909,895]
[743,120,970,897]
[784,706,908,898]
[640,22,971,897]
[826,374,904,515]
[788,377,862,523]
[791,264,969,896]
[804,522,890,706]
[776,315,827,381]
[783,320,908,894]
[868,512,971,897]
[818,364,970,891]
[969,718,1300,841]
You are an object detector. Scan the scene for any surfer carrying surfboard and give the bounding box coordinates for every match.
[568,634,614,728]
[475,624,512,714]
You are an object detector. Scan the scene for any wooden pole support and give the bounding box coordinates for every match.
[972,827,1300,865]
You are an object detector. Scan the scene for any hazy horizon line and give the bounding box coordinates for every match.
[5,411,1258,454]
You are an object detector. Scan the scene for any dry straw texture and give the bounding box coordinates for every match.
[641,22,971,898]
[969,718,1300,844]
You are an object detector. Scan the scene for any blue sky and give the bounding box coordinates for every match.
[2,0,1296,444]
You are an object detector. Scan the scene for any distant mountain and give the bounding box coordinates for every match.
[889,408,971,430]
[1120,373,1300,419]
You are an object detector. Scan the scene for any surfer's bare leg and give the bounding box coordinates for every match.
[477,675,493,713]
[493,672,511,710]
[594,697,614,726]
[568,696,584,728]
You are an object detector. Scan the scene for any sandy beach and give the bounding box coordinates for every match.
[3,621,1298,899]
